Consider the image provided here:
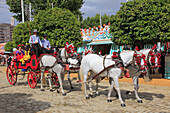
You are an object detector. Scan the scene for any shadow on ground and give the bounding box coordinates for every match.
[0,93,51,113]
[4,77,165,104]
[96,88,165,102]
[65,81,165,103]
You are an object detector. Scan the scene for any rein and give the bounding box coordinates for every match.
[91,56,126,80]
[91,63,116,80]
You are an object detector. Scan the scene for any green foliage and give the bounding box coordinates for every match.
[12,21,35,46]
[33,8,82,48]
[4,41,17,52]
[81,13,112,28]
[6,0,84,22]
[110,0,170,45]
[12,8,82,48]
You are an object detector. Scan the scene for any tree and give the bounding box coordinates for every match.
[12,21,35,46]
[4,41,17,52]
[11,8,82,48]
[110,0,170,45]
[81,13,112,29]
[33,8,82,48]
[6,0,84,22]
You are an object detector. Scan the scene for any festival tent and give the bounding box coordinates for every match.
[78,25,115,54]
[78,24,167,55]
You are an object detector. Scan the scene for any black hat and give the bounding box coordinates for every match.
[43,34,47,37]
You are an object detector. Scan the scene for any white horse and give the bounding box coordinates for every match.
[80,53,132,107]
[39,43,81,95]
[60,47,81,89]
[39,54,66,95]
[80,50,151,107]
[113,51,151,102]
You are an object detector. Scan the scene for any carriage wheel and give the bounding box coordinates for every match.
[6,65,17,85]
[51,73,60,88]
[27,71,37,88]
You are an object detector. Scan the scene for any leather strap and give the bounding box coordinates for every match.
[103,54,107,69]
[103,54,109,77]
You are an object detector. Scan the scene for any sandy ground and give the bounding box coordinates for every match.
[0,65,170,113]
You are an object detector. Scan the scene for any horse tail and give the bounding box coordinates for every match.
[80,64,85,93]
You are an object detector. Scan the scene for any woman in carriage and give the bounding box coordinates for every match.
[16,44,25,61]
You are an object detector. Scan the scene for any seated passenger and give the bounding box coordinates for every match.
[41,34,52,54]
[19,44,31,64]
[16,44,25,61]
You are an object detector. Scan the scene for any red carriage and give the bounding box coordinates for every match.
[6,53,59,89]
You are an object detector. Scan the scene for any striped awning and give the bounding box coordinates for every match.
[87,40,113,45]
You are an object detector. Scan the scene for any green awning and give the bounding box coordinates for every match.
[87,40,113,45]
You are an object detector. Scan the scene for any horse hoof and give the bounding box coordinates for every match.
[138,100,143,103]
[90,95,95,98]
[86,97,90,99]
[50,89,53,92]
[107,99,112,102]
[96,93,100,96]
[126,91,130,95]
[62,93,66,96]
[57,90,60,93]
[70,86,74,89]
[41,89,45,91]
[121,104,126,107]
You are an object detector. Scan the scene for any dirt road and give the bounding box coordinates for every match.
[0,65,170,113]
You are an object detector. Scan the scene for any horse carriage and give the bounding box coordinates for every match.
[6,51,60,89]
[6,42,82,91]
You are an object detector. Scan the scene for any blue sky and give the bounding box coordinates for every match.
[80,0,126,19]
[0,0,14,24]
[0,0,126,25]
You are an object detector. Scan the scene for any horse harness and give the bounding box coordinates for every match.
[92,54,125,80]
[39,54,62,71]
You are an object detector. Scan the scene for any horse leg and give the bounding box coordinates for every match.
[84,72,89,99]
[107,79,114,102]
[47,72,53,92]
[95,79,100,96]
[40,69,45,91]
[77,70,81,81]
[88,81,95,98]
[87,72,95,98]
[109,77,118,98]
[133,75,143,103]
[79,64,89,99]
[57,71,66,96]
[67,71,74,89]
[114,76,126,107]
